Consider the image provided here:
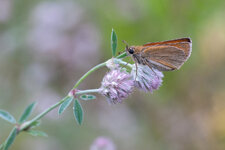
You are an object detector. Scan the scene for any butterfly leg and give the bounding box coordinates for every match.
[120,61,129,70]
[143,59,159,79]
[135,62,138,81]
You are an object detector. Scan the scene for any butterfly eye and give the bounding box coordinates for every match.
[128,48,134,54]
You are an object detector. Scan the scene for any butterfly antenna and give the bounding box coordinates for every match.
[122,40,129,50]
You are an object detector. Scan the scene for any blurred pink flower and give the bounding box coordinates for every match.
[90,137,116,150]
[27,1,101,70]
[0,0,12,23]
[100,69,134,104]
[30,1,83,31]
[131,64,163,92]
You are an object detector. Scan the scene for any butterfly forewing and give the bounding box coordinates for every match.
[131,38,192,71]
[143,38,191,46]
[142,45,187,71]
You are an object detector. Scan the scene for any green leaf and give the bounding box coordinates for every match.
[0,109,16,124]
[29,120,41,129]
[27,130,48,137]
[80,94,96,101]
[111,28,117,57]
[73,99,83,125]
[58,96,73,115]
[5,128,17,150]
[19,102,36,123]
[0,142,5,150]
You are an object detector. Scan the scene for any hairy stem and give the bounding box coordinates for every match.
[76,89,101,95]
[72,52,127,90]
[19,89,100,132]
[116,52,127,59]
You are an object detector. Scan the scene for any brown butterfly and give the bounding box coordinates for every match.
[124,38,192,71]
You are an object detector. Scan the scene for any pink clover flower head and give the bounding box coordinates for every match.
[131,64,163,92]
[100,68,134,104]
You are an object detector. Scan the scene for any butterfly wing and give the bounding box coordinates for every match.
[141,44,191,71]
[143,38,191,46]
[143,38,192,58]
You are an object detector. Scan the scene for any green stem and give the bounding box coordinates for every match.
[116,52,127,59]
[19,89,100,131]
[73,62,106,89]
[73,52,127,90]
[19,100,65,131]
[76,89,101,95]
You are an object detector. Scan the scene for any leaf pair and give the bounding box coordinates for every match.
[0,102,44,150]
[19,104,45,137]
[0,102,36,125]
[58,96,83,125]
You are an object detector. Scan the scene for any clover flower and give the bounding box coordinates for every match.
[100,69,134,104]
[131,64,163,92]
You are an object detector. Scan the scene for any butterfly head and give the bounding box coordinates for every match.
[127,47,135,54]
[123,40,135,55]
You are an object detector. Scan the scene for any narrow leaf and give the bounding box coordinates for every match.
[19,102,36,123]
[29,120,41,129]
[0,142,5,150]
[80,94,96,101]
[73,99,83,125]
[27,130,48,137]
[5,128,17,150]
[0,110,16,124]
[58,96,73,115]
[111,29,117,57]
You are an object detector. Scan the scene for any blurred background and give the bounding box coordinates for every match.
[0,0,225,149]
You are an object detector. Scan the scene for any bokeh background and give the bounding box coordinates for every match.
[0,0,225,149]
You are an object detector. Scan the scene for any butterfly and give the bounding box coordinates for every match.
[124,38,192,71]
